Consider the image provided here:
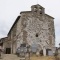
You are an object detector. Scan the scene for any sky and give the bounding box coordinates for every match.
[0,0,60,47]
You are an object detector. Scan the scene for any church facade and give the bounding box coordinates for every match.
[0,4,55,55]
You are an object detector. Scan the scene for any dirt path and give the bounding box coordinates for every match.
[0,54,20,60]
[0,54,55,60]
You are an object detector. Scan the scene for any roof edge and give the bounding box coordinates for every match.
[8,16,20,35]
[45,14,54,19]
[20,11,31,14]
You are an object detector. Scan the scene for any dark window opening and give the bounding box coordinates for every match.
[40,12,42,14]
[6,48,11,54]
[49,28,51,29]
[20,43,26,47]
[36,33,38,37]
[34,6,37,12]
[39,8,42,14]
[40,50,43,56]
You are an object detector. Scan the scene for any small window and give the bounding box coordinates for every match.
[40,11,42,14]
[36,33,38,37]
[34,6,37,12]
[39,8,42,14]
[49,28,51,30]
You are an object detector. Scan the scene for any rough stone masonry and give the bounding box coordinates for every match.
[16,4,55,49]
[1,4,55,56]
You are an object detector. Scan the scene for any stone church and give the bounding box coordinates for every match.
[0,4,55,55]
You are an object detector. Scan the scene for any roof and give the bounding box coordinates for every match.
[58,47,60,50]
[0,37,8,42]
[45,14,54,19]
[20,11,31,14]
[31,4,45,9]
[8,16,20,35]
[0,37,8,40]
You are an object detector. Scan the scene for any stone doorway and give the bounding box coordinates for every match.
[6,48,11,54]
[46,49,52,56]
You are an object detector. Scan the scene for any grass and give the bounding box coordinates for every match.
[30,55,55,60]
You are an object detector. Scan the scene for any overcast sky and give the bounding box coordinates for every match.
[0,0,60,47]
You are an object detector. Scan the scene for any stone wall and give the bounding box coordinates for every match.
[15,5,55,52]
